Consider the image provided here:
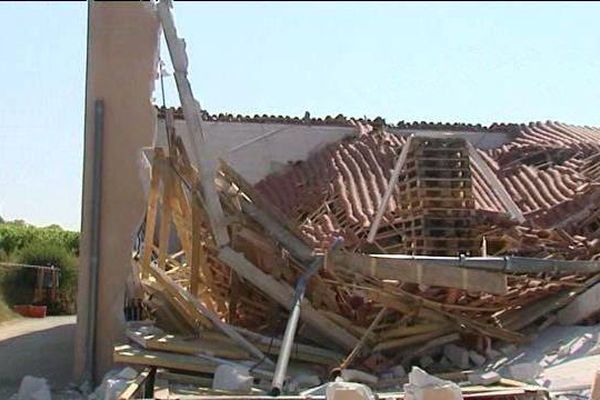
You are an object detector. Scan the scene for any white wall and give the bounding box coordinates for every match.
[154,119,516,184]
[157,119,357,183]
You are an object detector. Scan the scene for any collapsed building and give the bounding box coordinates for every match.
[112,110,600,397]
[77,1,600,399]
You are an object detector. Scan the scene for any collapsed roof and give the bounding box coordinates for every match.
[159,107,600,259]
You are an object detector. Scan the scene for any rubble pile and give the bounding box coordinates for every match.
[109,2,600,398]
[112,118,600,397]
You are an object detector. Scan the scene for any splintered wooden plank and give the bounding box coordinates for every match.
[117,368,152,400]
[371,290,523,343]
[156,369,213,389]
[190,198,203,296]
[141,279,197,333]
[218,247,359,350]
[115,344,274,380]
[218,160,302,236]
[221,328,343,365]
[218,160,314,264]
[114,344,217,374]
[367,135,414,243]
[141,270,210,329]
[157,0,230,247]
[146,262,272,366]
[373,327,455,352]
[340,307,387,369]
[332,252,508,295]
[157,168,173,271]
[379,322,450,341]
[126,327,250,360]
[141,152,163,278]
[168,175,193,261]
[466,141,525,223]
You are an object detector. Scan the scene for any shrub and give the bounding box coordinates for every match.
[0,223,80,257]
[0,221,79,316]
[2,241,78,315]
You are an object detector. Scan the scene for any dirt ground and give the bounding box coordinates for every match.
[0,316,77,399]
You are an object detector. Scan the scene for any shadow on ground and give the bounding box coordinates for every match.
[0,320,75,399]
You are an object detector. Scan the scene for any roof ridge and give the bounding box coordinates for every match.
[155,106,596,132]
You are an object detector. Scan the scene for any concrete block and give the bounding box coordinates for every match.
[212,364,253,393]
[404,367,463,400]
[468,371,501,386]
[508,362,543,382]
[444,344,470,369]
[326,381,375,400]
[406,385,463,400]
[468,351,486,367]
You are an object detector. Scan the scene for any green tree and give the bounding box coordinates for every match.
[0,221,80,315]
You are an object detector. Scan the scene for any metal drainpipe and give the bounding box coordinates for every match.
[270,238,344,396]
[83,99,104,386]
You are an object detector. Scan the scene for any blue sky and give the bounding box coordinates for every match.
[1,1,599,230]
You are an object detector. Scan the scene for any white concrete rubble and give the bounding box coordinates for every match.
[468,371,501,386]
[212,364,253,394]
[325,380,375,400]
[15,376,51,400]
[404,367,463,400]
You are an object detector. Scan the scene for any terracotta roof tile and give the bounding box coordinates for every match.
[249,120,600,249]
[156,106,600,251]
[157,106,524,132]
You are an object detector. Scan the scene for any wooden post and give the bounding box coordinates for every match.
[50,266,58,302]
[34,268,44,303]
[367,135,413,243]
[466,141,525,223]
[141,151,163,278]
[146,262,273,366]
[190,198,203,296]
[156,0,230,247]
[157,167,173,271]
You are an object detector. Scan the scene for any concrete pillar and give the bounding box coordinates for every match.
[74,1,159,385]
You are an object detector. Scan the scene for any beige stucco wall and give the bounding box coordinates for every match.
[155,120,514,186]
[74,1,159,384]
[157,119,356,183]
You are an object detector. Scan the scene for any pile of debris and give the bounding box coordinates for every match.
[110,1,600,398]
[113,125,600,397]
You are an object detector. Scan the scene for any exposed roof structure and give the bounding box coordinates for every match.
[251,118,600,253]
[157,106,600,256]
